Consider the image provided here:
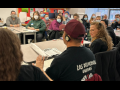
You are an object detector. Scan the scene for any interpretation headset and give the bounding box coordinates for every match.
[65,34,85,42]
[65,35,71,42]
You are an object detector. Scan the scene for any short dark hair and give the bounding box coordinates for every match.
[73,13,79,18]
[115,14,120,17]
[101,20,108,27]
[56,15,63,22]
[82,14,88,19]
[11,10,16,14]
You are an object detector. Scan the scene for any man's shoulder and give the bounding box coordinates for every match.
[7,16,11,19]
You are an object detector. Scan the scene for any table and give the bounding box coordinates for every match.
[7,26,37,44]
[114,30,120,37]
[21,39,67,63]
[2,27,21,39]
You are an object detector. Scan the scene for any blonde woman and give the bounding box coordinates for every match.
[89,14,96,24]
[89,22,113,54]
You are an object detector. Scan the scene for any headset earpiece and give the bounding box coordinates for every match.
[65,35,70,42]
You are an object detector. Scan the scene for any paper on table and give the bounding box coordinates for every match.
[23,29,36,32]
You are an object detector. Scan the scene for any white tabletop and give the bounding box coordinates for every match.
[114,30,120,37]
[6,26,37,33]
[21,39,67,63]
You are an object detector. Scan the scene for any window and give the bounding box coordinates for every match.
[98,9,108,19]
[109,9,120,21]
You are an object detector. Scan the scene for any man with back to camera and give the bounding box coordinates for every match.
[6,10,21,27]
[33,19,97,81]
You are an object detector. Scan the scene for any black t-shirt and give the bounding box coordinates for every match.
[16,65,50,81]
[111,22,120,29]
[90,39,108,54]
[45,46,96,81]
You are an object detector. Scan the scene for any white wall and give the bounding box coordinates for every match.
[0,8,17,23]
[68,8,86,14]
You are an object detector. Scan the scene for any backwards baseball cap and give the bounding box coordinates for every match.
[64,19,85,39]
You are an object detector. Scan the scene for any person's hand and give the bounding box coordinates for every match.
[14,25,17,27]
[17,24,20,27]
[35,29,39,31]
[30,27,35,30]
[32,55,45,70]
[86,33,87,35]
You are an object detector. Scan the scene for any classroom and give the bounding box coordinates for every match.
[0,8,120,81]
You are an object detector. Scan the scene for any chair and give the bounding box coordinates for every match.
[115,36,120,46]
[95,48,120,81]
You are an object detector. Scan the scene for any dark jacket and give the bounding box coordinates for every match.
[90,39,108,54]
[81,19,90,32]
[116,41,120,76]
[95,48,120,81]
[111,22,120,30]
[106,27,116,46]
[16,65,50,81]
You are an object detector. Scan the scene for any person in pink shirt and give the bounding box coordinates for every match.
[42,14,52,30]
[48,15,63,31]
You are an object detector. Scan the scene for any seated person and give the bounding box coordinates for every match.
[103,14,111,27]
[111,14,120,30]
[48,15,63,39]
[26,11,46,44]
[42,14,52,30]
[0,28,52,81]
[62,11,71,25]
[63,11,70,18]
[81,14,90,32]
[89,14,96,24]
[95,16,101,22]
[73,13,82,23]
[34,19,96,81]
[40,11,45,19]
[6,10,21,27]
[101,20,116,46]
[89,22,113,54]
[49,15,63,31]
